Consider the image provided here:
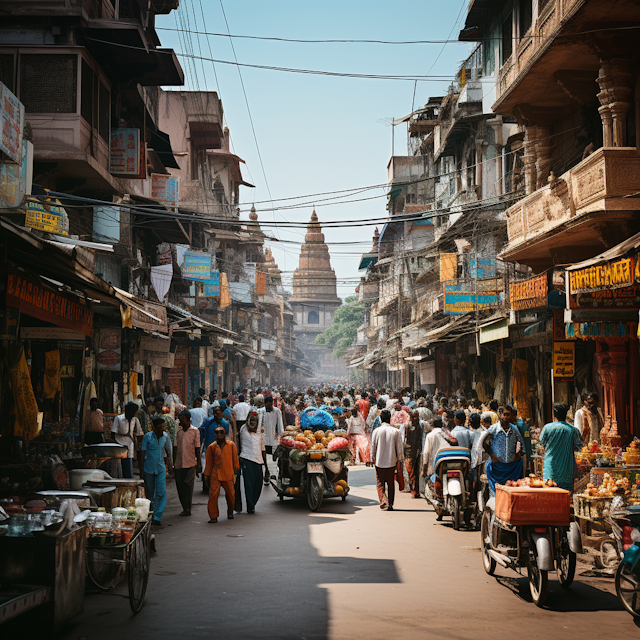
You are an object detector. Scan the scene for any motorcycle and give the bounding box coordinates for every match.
[424,447,474,530]
[270,445,349,511]
[481,497,582,607]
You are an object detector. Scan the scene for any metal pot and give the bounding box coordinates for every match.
[69,469,112,491]
[82,443,128,459]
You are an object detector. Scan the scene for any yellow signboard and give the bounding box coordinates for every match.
[25,196,69,236]
[553,341,575,378]
[569,257,634,294]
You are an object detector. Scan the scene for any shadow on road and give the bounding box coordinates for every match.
[493,572,624,612]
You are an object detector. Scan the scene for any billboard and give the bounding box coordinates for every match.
[25,195,69,236]
[110,128,145,178]
[151,173,179,208]
[0,81,24,164]
[182,252,212,281]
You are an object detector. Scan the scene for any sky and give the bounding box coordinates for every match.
[156,0,472,299]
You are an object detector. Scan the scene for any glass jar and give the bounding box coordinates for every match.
[8,514,29,537]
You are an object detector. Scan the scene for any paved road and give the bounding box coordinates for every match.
[56,467,638,640]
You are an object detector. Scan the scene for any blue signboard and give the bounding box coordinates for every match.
[469,256,496,278]
[203,271,220,296]
[444,283,499,315]
[182,252,211,281]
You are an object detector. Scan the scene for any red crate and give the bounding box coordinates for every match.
[495,485,571,526]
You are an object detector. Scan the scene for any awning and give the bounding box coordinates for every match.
[359,252,378,270]
[566,230,640,271]
[206,149,255,188]
[165,302,236,337]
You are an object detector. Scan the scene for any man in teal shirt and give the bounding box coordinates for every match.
[140,417,174,526]
[539,403,582,491]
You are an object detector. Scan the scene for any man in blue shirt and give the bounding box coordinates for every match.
[540,403,582,491]
[451,410,477,451]
[140,417,173,526]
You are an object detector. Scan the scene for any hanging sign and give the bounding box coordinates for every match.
[203,271,220,296]
[151,173,180,208]
[553,341,575,378]
[129,300,168,333]
[97,328,121,371]
[510,273,548,310]
[6,271,93,336]
[110,128,145,178]
[0,81,24,164]
[182,252,211,281]
[25,195,69,236]
[443,282,500,315]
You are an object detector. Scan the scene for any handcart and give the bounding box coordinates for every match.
[85,516,152,613]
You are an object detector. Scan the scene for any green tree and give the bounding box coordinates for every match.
[314,295,365,358]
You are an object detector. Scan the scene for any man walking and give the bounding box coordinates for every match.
[260,395,283,485]
[174,409,201,516]
[204,424,239,523]
[540,403,582,491]
[239,410,267,513]
[404,410,423,498]
[140,416,173,527]
[110,402,143,478]
[371,410,404,511]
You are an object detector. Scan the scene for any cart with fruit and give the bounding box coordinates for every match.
[271,408,351,511]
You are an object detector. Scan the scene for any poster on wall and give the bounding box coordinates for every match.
[553,341,575,378]
[110,128,145,178]
[203,271,220,296]
[97,328,121,371]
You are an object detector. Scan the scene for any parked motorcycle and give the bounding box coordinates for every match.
[424,447,474,530]
[481,497,582,607]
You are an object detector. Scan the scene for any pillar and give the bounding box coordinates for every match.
[535,126,552,189]
[598,58,633,148]
[523,126,538,195]
[596,342,629,447]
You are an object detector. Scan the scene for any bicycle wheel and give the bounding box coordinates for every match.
[128,529,150,613]
[615,562,640,618]
[86,547,125,591]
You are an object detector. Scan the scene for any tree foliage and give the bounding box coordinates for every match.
[314,295,365,358]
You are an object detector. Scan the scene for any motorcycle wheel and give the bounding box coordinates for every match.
[528,557,548,608]
[615,562,640,618]
[307,475,324,512]
[557,550,576,589]
[452,498,461,531]
[481,510,496,576]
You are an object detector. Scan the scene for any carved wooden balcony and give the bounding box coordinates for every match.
[502,147,640,269]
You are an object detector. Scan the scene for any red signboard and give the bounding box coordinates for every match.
[6,271,93,336]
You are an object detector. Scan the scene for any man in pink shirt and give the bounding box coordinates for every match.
[174,409,202,516]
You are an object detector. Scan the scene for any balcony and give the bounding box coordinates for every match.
[502,147,640,269]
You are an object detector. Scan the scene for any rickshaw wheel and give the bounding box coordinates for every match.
[128,530,150,613]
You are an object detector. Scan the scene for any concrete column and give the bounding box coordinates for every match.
[598,58,633,147]
[535,126,552,189]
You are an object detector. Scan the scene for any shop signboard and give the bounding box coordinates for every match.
[97,328,121,371]
[129,300,168,333]
[0,81,24,164]
[151,173,179,208]
[182,252,211,281]
[569,257,634,294]
[444,282,500,315]
[139,335,171,353]
[157,243,172,265]
[469,255,496,278]
[6,271,93,336]
[143,351,175,368]
[1,139,30,209]
[20,327,85,342]
[553,341,575,378]
[510,273,548,310]
[109,128,145,178]
[202,271,220,297]
[25,195,69,236]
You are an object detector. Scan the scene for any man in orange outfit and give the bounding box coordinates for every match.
[204,423,239,523]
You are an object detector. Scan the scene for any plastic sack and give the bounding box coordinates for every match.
[300,407,335,430]
[328,437,349,451]
[280,436,296,448]
[289,448,307,465]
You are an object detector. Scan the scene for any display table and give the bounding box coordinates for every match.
[0,527,86,633]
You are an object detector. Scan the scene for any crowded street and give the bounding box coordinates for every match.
[4,0,640,638]
[58,467,637,640]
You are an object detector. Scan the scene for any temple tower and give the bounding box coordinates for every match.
[290,211,342,373]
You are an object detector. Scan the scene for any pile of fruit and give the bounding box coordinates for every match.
[333,479,348,496]
[279,429,348,452]
[504,475,557,488]
[582,473,629,497]
[576,441,599,464]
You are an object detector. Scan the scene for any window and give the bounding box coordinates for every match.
[501,14,513,65]
[20,54,77,113]
[519,0,533,37]
[308,311,319,324]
